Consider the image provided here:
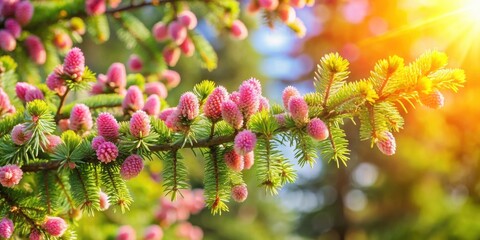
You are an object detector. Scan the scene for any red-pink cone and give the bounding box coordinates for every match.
[376,131,396,156]
[0,218,14,238]
[143,95,161,116]
[177,92,199,121]
[204,86,229,121]
[11,124,31,145]
[163,47,181,67]
[0,30,16,51]
[53,31,73,50]
[122,86,144,113]
[230,20,248,40]
[243,151,254,169]
[282,86,300,109]
[152,22,169,42]
[130,110,151,138]
[145,82,168,99]
[85,0,106,16]
[127,54,143,72]
[96,112,120,141]
[43,217,67,237]
[224,150,244,172]
[96,141,119,163]
[5,18,21,39]
[15,0,34,25]
[168,21,187,45]
[106,62,127,90]
[307,118,329,140]
[0,164,23,187]
[161,70,181,88]
[288,96,309,125]
[178,10,197,30]
[69,104,93,132]
[231,184,248,202]
[120,154,144,180]
[420,90,445,109]
[259,0,279,11]
[179,37,195,57]
[278,4,296,23]
[25,35,46,64]
[234,130,257,155]
[63,47,85,79]
[221,100,243,130]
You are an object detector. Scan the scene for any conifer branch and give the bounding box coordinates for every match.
[0,188,39,228]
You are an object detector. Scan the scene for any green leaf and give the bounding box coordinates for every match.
[87,15,110,43]
[190,33,218,71]
[193,80,216,105]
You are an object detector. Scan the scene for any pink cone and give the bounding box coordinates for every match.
[99,191,110,211]
[168,21,187,45]
[63,47,85,79]
[179,37,195,57]
[91,136,106,150]
[43,217,67,237]
[163,47,181,67]
[123,86,144,113]
[128,54,143,72]
[144,225,163,240]
[152,22,169,42]
[0,164,23,187]
[178,10,197,30]
[161,70,181,88]
[116,225,136,240]
[234,130,257,155]
[96,141,119,163]
[130,110,151,138]
[0,88,13,115]
[230,20,248,40]
[143,95,161,116]
[42,135,62,153]
[85,0,106,16]
[259,96,270,111]
[229,91,240,105]
[282,86,300,109]
[243,151,254,169]
[204,86,229,121]
[307,118,329,140]
[120,154,144,180]
[221,100,243,129]
[96,112,120,141]
[145,82,167,99]
[238,81,260,119]
[376,131,396,156]
[0,218,14,238]
[177,92,199,121]
[25,87,44,102]
[46,66,67,95]
[224,150,244,172]
[15,82,35,101]
[288,96,309,125]
[0,30,16,51]
[11,123,31,145]
[106,62,127,89]
[69,104,93,132]
[231,184,248,202]
[25,35,46,64]
[14,0,33,25]
[159,107,176,121]
[5,18,21,39]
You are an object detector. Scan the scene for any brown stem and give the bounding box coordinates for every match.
[55,89,70,123]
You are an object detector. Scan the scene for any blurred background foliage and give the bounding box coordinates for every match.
[75,0,479,239]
